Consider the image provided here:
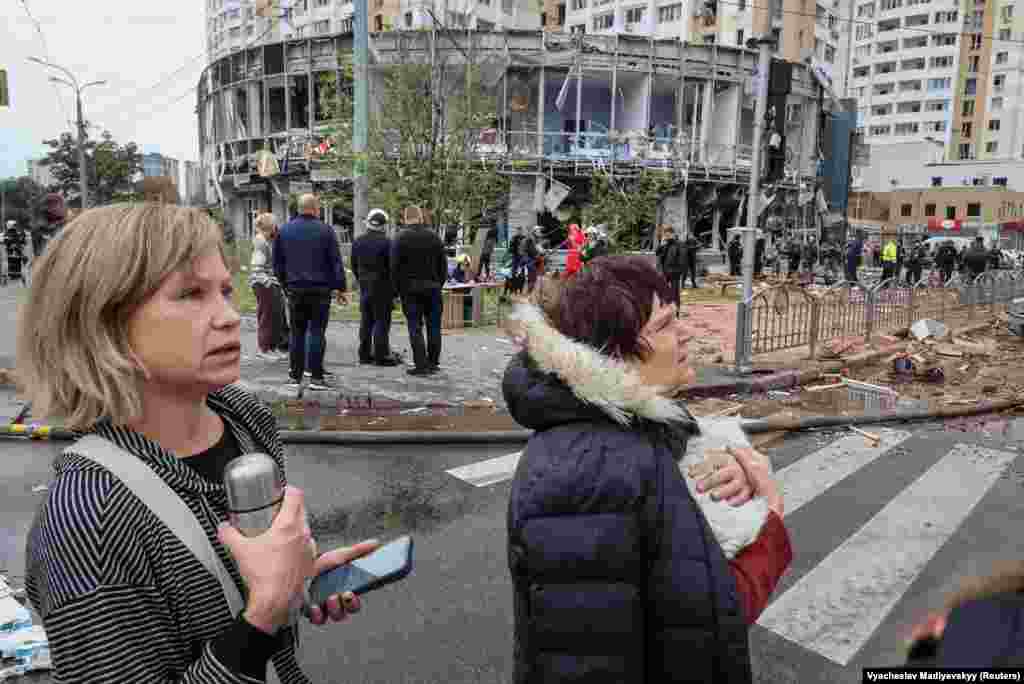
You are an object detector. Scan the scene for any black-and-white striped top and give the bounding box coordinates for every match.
[25,384,310,683]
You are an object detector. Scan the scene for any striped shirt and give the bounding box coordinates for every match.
[25,384,310,683]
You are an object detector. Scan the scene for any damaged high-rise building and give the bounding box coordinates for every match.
[197,28,838,247]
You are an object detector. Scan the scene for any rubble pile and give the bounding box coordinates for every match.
[0,575,50,679]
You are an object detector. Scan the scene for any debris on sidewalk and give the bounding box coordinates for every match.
[910,319,948,341]
[848,425,881,446]
[0,575,50,677]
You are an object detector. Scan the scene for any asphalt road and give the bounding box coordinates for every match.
[4,418,1024,683]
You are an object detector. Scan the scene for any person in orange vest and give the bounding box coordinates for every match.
[564,223,585,278]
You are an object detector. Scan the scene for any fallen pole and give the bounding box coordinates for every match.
[5,397,1022,445]
[741,396,1024,434]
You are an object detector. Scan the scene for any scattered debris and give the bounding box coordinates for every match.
[767,390,792,399]
[710,404,744,417]
[400,407,429,415]
[848,426,881,446]
[936,345,964,358]
[0,575,50,675]
[30,485,47,494]
[950,338,993,356]
[805,382,848,392]
[892,356,914,374]
[911,319,949,341]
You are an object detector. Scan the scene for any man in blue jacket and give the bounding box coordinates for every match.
[274,194,348,391]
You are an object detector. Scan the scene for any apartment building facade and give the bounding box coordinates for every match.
[848,0,1024,162]
[551,0,846,86]
[206,0,540,61]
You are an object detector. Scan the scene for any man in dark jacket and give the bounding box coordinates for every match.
[274,193,348,390]
[681,233,701,288]
[754,235,766,276]
[963,237,990,280]
[801,237,818,275]
[846,236,863,283]
[655,228,685,305]
[518,227,542,293]
[391,221,448,376]
[935,241,958,283]
[728,235,742,276]
[476,226,497,281]
[904,238,926,285]
[351,208,400,367]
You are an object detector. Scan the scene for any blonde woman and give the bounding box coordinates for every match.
[18,204,378,684]
[251,213,289,361]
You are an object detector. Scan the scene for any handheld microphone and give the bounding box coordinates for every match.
[223,453,311,621]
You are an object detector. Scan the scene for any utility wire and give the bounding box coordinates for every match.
[130,21,277,122]
[17,0,74,134]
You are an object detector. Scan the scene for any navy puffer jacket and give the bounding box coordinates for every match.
[503,304,753,684]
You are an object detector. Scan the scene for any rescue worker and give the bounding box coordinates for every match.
[963,236,990,280]
[351,208,400,366]
[881,238,899,282]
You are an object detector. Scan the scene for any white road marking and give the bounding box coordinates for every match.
[446,451,522,487]
[774,428,912,518]
[758,443,1018,666]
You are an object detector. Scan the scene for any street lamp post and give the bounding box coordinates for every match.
[28,58,106,210]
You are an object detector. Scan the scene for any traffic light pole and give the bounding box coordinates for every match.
[734,22,775,376]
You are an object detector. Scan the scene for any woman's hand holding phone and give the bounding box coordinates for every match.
[306,539,381,626]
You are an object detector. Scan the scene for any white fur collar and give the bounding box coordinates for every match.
[509,302,689,426]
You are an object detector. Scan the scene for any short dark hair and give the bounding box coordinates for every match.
[551,255,673,361]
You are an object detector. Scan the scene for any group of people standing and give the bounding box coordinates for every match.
[655,225,701,304]
[250,193,451,385]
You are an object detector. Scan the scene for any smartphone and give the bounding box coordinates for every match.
[308,536,414,605]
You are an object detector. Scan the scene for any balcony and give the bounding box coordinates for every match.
[878,18,900,31]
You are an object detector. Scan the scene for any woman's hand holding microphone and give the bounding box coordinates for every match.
[218,486,380,633]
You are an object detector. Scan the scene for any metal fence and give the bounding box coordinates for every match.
[748,270,1024,356]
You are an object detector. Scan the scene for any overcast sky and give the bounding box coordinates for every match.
[1,0,206,181]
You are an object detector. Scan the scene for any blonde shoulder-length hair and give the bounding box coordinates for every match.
[16,203,226,430]
[254,212,277,238]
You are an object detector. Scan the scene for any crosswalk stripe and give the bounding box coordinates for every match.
[774,428,912,518]
[446,451,522,487]
[757,443,1018,666]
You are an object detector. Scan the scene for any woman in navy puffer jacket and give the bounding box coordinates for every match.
[503,256,793,684]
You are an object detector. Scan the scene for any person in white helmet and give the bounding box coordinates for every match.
[350,209,400,366]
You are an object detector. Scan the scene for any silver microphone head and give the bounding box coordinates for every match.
[223,453,284,537]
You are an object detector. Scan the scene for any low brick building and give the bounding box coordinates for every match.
[848,186,1024,249]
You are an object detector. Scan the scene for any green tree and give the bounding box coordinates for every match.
[0,176,45,226]
[583,170,674,252]
[320,45,509,236]
[40,130,142,206]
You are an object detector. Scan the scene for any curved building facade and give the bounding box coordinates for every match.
[197,29,830,247]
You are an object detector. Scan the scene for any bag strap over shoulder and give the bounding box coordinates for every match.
[69,434,284,684]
